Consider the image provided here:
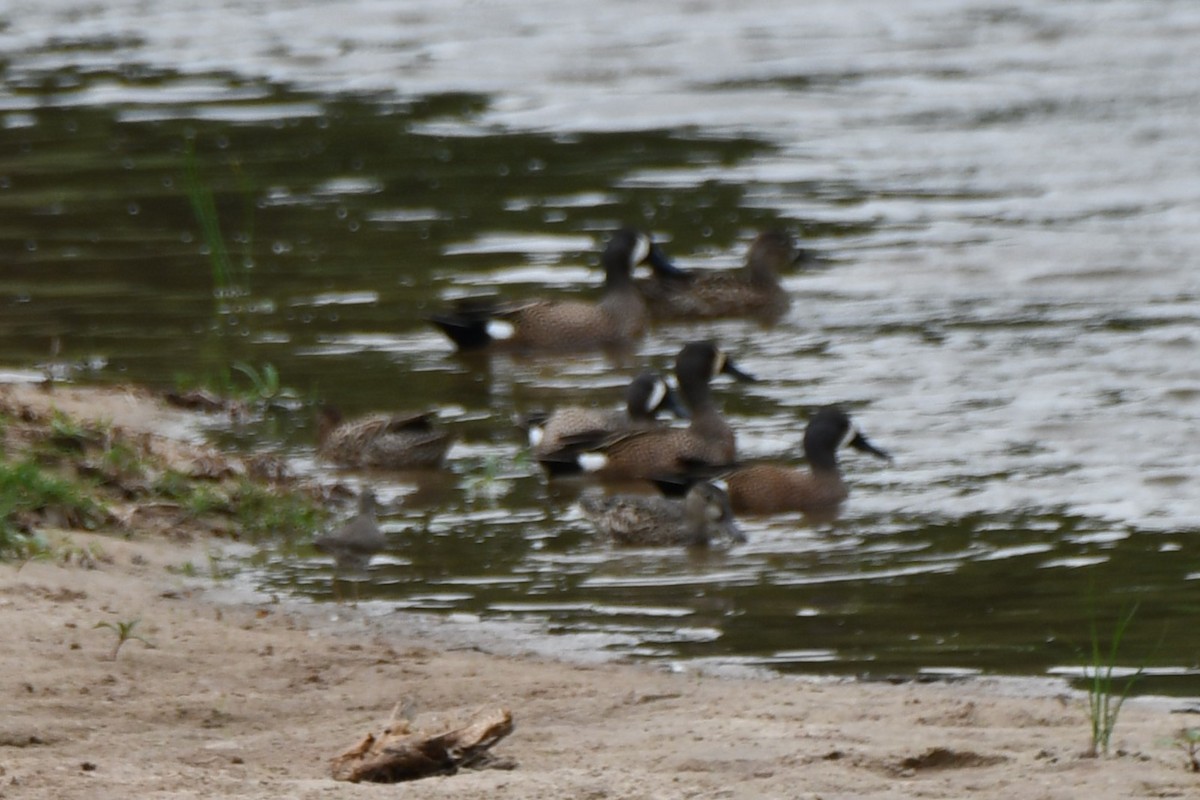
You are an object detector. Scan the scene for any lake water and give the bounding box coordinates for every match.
[2,0,1198,690]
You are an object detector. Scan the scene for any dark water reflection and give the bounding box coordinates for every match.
[2,18,1198,694]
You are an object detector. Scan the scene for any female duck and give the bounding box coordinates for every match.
[580,481,744,547]
[317,407,453,470]
[640,230,803,321]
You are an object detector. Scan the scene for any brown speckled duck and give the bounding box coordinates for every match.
[580,481,744,547]
[724,405,890,518]
[542,341,755,480]
[428,228,687,352]
[524,372,687,464]
[640,230,803,321]
[317,407,452,469]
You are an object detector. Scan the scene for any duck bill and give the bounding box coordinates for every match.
[721,518,748,544]
[849,432,891,461]
[720,358,758,384]
[647,245,691,281]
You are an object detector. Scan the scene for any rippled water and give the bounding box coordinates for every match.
[2,0,1198,690]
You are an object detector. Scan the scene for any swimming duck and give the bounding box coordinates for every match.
[542,341,755,480]
[723,405,890,518]
[524,372,688,463]
[317,407,452,469]
[428,228,687,352]
[580,481,745,547]
[639,230,803,321]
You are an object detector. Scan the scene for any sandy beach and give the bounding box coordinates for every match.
[2,384,1197,799]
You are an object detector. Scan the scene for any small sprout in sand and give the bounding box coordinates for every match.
[94,618,154,661]
[1167,727,1200,772]
[168,561,199,577]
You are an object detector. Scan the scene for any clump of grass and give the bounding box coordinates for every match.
[0,460,108,560]
[1086,602,1143,757]
[180,483,231,520]
[46,409,102,452]
[183,139,247,303]
[231,362,280,403]
[94,618,154,661]
[232,480,327,542]
[97,438,149,483]
[171,362,304,415]
[462,455,513,506]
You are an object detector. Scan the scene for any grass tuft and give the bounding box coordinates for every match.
[1085,602,1142,757]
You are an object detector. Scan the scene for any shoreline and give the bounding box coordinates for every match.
[6,526,1198,799]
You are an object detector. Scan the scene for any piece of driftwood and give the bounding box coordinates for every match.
[330,706,514,783]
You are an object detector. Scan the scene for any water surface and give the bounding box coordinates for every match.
[2,0,1198,691]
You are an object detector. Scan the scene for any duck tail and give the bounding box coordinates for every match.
[427,313,493,350]
[535,451,585,477]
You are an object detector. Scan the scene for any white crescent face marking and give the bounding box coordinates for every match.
[712,478,729,493]
[630,234,651,269]
[839,423,859,450]
[486,319,516,341]
[645,379,668,413]
[578,452,609,472]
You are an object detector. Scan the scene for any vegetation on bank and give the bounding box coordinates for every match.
[0,391,327,562]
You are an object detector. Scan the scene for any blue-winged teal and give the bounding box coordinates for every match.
[317,407,453,469]
[546,341,756,480]
[428,228,687,352]
[525,372,688,463]
[580,481,745,547]
[723,405,890,518]
[639,230,802,320]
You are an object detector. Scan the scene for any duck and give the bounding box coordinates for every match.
[580,481,745,547]
[428,228,687,352]
[314,489,386,602]
[317,407,452,470]
[639,230,803,321]
[541,341,756,480]
[523,372,688,463]
[721,405,890,518]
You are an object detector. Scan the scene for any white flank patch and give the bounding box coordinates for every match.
[528,427,545,448]
[577,452,609,472]
[486,319,516,340]
[645,379,668,413]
